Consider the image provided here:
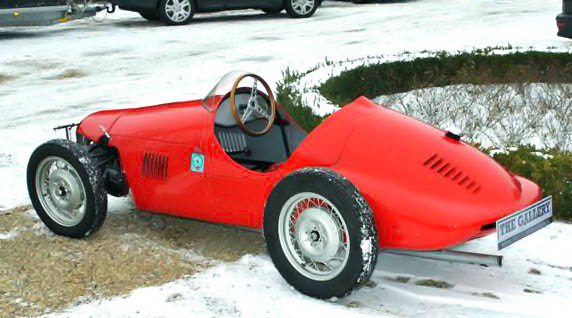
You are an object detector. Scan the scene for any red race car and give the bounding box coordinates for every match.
[27,72,551,298]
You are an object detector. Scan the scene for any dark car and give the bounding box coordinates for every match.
[557,0,572,38]
[112,0,320,25]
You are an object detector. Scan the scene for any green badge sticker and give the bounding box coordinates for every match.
[191,153,204,173]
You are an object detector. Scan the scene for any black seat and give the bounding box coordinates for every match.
[216,130,248,154]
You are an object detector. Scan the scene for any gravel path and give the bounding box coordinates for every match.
[0,203,266,317]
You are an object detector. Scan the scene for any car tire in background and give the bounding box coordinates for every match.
[27,139,108,238]
[139,10,160,21]
[158,0,194,25]
[264,168,379,299]
[285,0,318,18]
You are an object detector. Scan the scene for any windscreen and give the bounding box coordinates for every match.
[201,71,249,112]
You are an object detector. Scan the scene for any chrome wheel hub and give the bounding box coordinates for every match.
[278,192,350,281]
[48,168,82,211]
[165,0,192,23]
[291,0,315,15]
[35,157,86,227]
[296,208,341,262]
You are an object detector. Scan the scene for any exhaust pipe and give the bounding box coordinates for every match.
[383,249,503,267]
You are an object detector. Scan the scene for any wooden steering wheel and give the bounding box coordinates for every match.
[230,73,277,136]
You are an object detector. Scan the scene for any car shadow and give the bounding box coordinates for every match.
[111,12,287,28]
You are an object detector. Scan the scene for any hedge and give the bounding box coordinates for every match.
[276,50,572,220]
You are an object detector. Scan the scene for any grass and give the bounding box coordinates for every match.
[51,69,87,80]
[0,206,265,318]
[472,292,501,300]
[0,73,15,84]
[414,279,454,289]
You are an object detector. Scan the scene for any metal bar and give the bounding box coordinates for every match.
[382,249,503,267]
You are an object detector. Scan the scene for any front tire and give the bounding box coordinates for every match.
[27,139,107,238]
[264,168,378,299]
[159,0,194,26]
[285,0,318,18]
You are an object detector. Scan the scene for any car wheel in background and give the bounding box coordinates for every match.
[264,168,378,299]
[27,139,107,238]
[139,10,160,21]
[159,0,194,25]
[285,0,318,18]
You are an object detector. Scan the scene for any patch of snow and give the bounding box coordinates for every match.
[0,229,19,240]
[43,222,572,318]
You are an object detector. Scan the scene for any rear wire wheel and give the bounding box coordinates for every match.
[264,168,378,298]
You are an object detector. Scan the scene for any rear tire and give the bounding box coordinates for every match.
[159,0,194,25]
[264,168,378,299]
[285,0,318,18]
[27,139,107,238]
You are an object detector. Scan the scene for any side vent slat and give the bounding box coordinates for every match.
[142,152,169,180]
[437,163,450,174]
[444,167,456,177]
[423,153,481,194]
[423,154,438,166]
[430,158,444,169]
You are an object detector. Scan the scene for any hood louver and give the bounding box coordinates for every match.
[423,153,481,194]
[143,152,168,179]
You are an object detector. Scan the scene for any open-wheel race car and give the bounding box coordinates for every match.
[27,72,552,299]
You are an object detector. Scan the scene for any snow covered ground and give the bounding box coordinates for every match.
[45,222,572,318]
[1,0,571,317]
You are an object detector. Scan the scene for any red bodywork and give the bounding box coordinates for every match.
[77,97,541,251]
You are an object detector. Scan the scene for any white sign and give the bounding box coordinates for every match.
[497,196,552,250]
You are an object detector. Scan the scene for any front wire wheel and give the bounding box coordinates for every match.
[27,139,107,238]
[35,157,87,227]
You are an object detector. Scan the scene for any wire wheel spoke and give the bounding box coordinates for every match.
[279,192,350,281]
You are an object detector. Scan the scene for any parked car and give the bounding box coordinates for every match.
[111,0,320,25]
[557,0,572,38]
[27,72,551,299]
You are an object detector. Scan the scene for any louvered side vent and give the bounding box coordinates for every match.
[142,152,169,179]
[423,153,481,194]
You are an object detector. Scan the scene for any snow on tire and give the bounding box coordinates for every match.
[264,168,378,299]
[27,139,107,238]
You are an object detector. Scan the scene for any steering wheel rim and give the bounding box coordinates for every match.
[230,73,277,136]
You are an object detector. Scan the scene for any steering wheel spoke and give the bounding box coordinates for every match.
[241,106,253,122]
[253,96,270,118]
[230,73,277,136]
